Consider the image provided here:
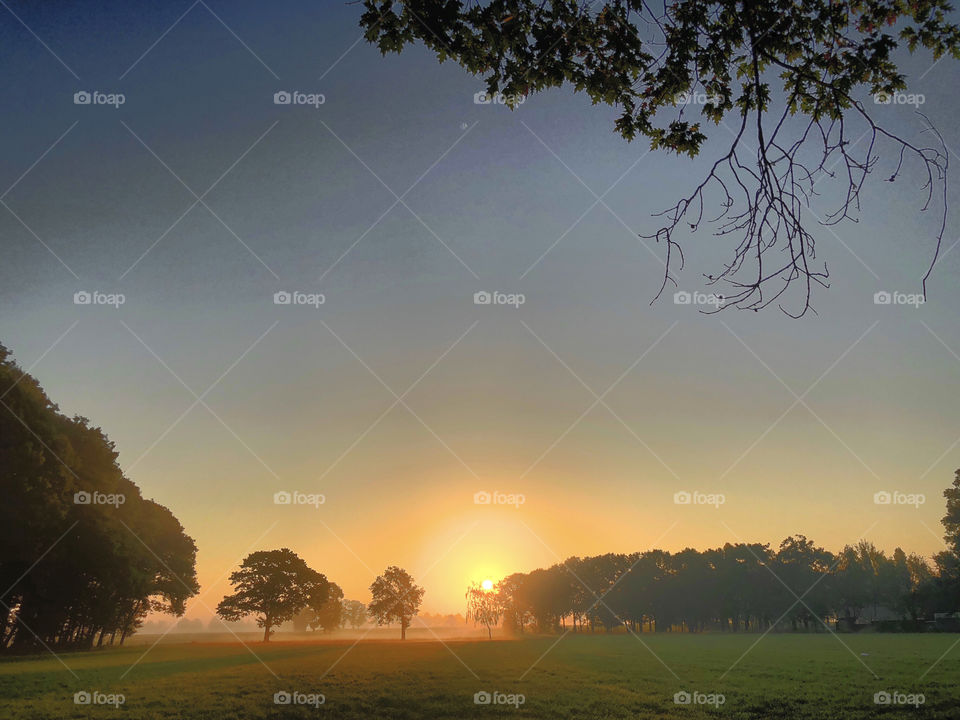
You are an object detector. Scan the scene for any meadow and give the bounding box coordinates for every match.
[1,632,957,719]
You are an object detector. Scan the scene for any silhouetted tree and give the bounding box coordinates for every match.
[342,599,367,629]
[368,566,424,640]
[943,469,960,556]
[216,549,329,642]
[465,582,502,639]
[311,582,344,632]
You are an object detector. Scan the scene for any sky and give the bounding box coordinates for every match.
[1,0,959,618]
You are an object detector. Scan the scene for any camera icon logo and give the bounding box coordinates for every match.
[673,491,692,505]
[473,491,492,505]
[473,91,492,105]
[673,691,692,705]
[874,291,892,305]
[74,491,92,505]
[874,491,892,505]
[74,691,92,705]
[473,291,491,305]
[474,691,492,704]
[673,291,692,305]
[74,291,92,305]
[73,91,91,105]
[273,291,292,305]
[274,91,291,105]
[274,491,292,505]
[874,691,891,705]
[274,691,292,705]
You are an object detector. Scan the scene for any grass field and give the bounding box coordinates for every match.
[1,633,958,718]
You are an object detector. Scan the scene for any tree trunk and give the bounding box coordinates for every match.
[401,618,407,640]
[263,623,272,643]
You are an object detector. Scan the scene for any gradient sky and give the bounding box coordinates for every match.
[1,0,959,617]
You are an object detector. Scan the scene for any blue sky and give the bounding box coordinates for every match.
[1,0,959,613]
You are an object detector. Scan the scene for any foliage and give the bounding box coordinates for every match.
[311,582,344,632]
[360,0,960,315]
[494,531,955,633]
[368,566,425,640]
[465,582,502,638]
[0,344,199,650]
[942,468,960,555]
[216,549,329,642]
[342,599,368,629]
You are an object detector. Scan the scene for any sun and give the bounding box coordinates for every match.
[481,579,494,591]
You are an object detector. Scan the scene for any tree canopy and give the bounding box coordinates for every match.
[216,548,329,642]
[0,344,199,650]
[491,535,954,634]
[360,0,960,315]
[311,581,345,632]
[466,581,503,638]
[368,566,425,640]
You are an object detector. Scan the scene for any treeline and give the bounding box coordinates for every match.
[485,476,960,635]
[290,586,368,632]
[0,345,198,650]
[492,525,960,634]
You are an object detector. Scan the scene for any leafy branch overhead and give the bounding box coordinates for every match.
[360,0,960,316]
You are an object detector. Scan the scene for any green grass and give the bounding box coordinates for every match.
[1,633,958,718]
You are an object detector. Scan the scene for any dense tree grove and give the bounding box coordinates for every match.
[0,344,199,650]
[492,519,960,634]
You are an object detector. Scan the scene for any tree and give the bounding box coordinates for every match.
[942,468,960,556]
[0,343,199,651]
[216,549,329,642]
[360,1,959,315]
[342,599,367,629]
[368,566,424,640]
[291,607,315,633]
[496,572,533,634]
[466,582,502,639]
[311,582,344,632]
[774,535,835,630]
